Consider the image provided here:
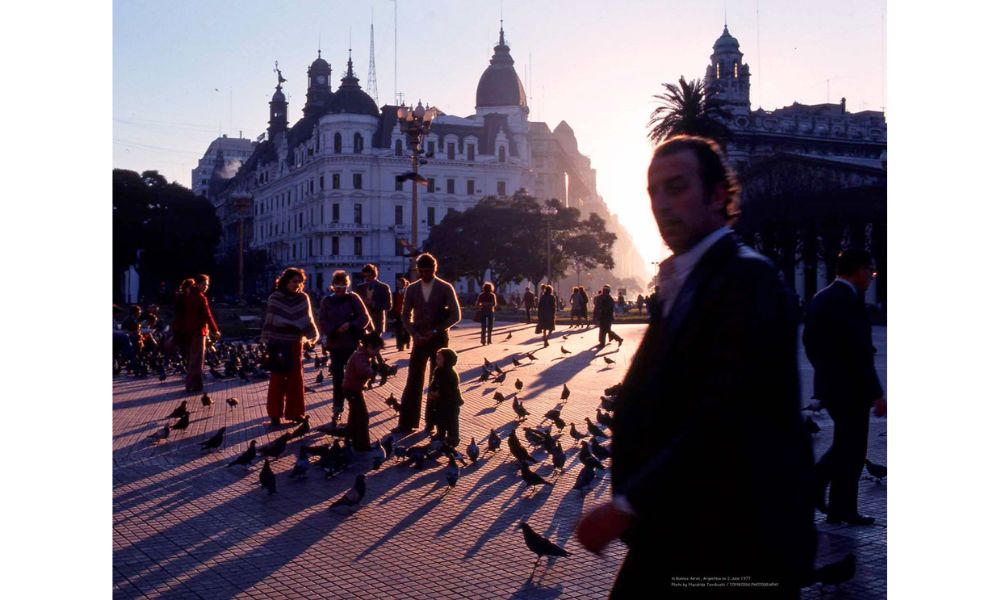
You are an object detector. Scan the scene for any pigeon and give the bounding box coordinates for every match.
[590,439,611,461]
[147,425,170,444]
[199,427,226,451]
[551,416,566,430]
[393,445,408,462]
[507,430,537,464]
[523,427,547,446]
[260,433,291,459]
[466,438,480,463]
[812,553,857,588]
[444,456,460,488]
[599,395,616,411]
[370,442,387,471]
[484,357,493,369]
[603,356,616,365]
[315,371,324,385]
[804,416,821,434]
[569,423,588,440]
[518,460,554,488]
[512,357,523,367]
[321,440,348,476]
[486,429,501,453]
[513,397,530,420]
[380,436,394,461]
[561,384,570,400]
[259,459,277,495]
[573,464,596,492]
[385,394,401,413]
[290,415,311,439]
[596,409,614,429]
[585,417,608,439]
[551,441,567,472]
[505,332,513,341]
[494,371,507,384]
[290,447,310,479]
[479,368,491,382]
[165,401,188,420]
[560,346,571,355]
[543,407,562,422]
[864,459,887,482]
[579,441,605,470]
[604,383,623,397]
[514,378,524,392]
[170,412,191,431]
[201,393,213,408]
[228,441,257,467]
[225,397,239,409]
[493,391,507,403]
[330,474,367,510]
[518,521,570,573]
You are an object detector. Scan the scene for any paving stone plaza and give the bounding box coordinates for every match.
[113,321,887,599]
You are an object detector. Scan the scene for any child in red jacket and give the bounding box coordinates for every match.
[341,332,385,451]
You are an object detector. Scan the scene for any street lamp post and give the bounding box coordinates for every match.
[396,101,438,280]
[233,194,252,301]
[540,205,558,288]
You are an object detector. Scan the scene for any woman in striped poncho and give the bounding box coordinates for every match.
[262,267,319,426]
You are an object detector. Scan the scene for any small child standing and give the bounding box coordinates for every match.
[341,332,385,451]
[427,347,463,447]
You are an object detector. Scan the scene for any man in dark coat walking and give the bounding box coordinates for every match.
[576,136,815,597]
[804,248,886,526]
[520,286,536,323]
[593,286,623,348]
[393,253,462,433]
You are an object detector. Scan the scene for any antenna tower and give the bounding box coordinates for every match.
[367,14,379,105]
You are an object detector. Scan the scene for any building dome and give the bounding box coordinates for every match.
[713,25,741,52]
[475,28,527,109]
[309,52,331,74]
[271,87,286,103]
[327,56,379,118]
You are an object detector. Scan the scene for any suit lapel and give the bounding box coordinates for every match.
[661,233,739,352]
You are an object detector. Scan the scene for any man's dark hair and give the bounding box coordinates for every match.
[836,248,874,277]
[652,135,741,221]
[194,274,211,285]
[362,264,378,277]
[360,331,385,350]
[415,253,437,270]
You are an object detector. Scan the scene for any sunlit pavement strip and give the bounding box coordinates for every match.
[113,321,887,599]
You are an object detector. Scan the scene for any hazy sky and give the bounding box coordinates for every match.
[113,0,886,269]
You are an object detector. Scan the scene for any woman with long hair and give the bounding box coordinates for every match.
[262,267,319,426]
[475,282,498,345]
[537,284,557,347]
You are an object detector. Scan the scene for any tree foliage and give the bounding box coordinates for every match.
[112,169,222,302]
[424,190,616,292]
[647,76,732,144]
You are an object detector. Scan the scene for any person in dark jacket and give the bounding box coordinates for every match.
[341,332,385,450]
[593,285,624,348]
[318,270,372,422]
[644,285,660,322]
[804,248,886,526]
[536,284,557,347]
[427,347,463,447]
[354,263,393,336]
[520,286,536,323]
[394,253,462,433]
[576,135,815,597]
[475,282,498,345]
[391,276,410,351]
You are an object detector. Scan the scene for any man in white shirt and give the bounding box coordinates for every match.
[576,135,815,597]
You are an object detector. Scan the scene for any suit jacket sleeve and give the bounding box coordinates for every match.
[402,286,416,337]
[441,282,462,330]
[380,282,393,313]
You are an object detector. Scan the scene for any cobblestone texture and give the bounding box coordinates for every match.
[113,322,887,599]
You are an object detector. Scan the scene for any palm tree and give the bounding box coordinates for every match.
[646,76,732,144]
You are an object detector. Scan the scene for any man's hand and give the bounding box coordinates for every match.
[575,502,634,555]
[873,396,887,417]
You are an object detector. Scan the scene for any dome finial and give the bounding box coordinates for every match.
[347,48,354,78]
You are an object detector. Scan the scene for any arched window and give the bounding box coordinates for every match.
[498,145,506,163]
[353,132,364,153]
[334,132,342,154]
[395,139,403,156]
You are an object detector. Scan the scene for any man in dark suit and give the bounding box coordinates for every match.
[354,263,393,335]
[576,136,815,597]
[594,285,624,348]
[804,249,886,526]
[393,253,462,433]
